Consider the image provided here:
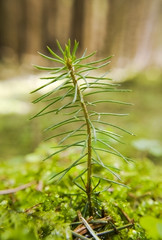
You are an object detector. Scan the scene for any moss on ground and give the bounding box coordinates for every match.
[0,143,161,240]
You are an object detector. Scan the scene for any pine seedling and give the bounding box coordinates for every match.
[31,40,133,216]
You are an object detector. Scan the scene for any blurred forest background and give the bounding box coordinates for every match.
[0,0,162,162]
[0,0,162,67]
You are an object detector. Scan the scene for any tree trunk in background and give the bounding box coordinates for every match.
[105,0,145,66]
[0,1,4,56]
[42,0,58,50]
[153,2,162,66]
[82,0,108,55]
[0,0,161,68]
[24,0,44,55]
[0,0,25,61]
[53,0,74,47]
[133,0,160,68]
[70,0,85,49]
[103,0,161,68]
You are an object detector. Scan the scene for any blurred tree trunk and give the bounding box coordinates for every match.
[0,0,25,61]
[104,0,160,67]
[82,0,108,55]
[0,1,4,55]
[42,0,58,48]
[52,0,73,47]
[24,0,44,55]
[70,0,85,49]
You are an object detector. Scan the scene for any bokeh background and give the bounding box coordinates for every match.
[0,0,162,162]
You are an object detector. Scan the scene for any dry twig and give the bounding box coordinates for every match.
[0,181,36,195]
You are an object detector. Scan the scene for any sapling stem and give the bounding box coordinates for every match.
[66,58,93,215]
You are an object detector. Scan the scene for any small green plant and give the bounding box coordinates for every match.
[31,40,133,216]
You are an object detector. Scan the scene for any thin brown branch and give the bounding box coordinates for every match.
[114,203,134,224]
[71,216,112,226]
[24,203,42,213]
[0,181,36,195]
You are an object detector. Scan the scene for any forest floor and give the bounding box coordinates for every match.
[0,143,162,239]
[0,66,162,239]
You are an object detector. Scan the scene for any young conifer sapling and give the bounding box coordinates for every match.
[31,40,133,216]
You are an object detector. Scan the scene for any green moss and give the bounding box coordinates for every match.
[0,143,161,239]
